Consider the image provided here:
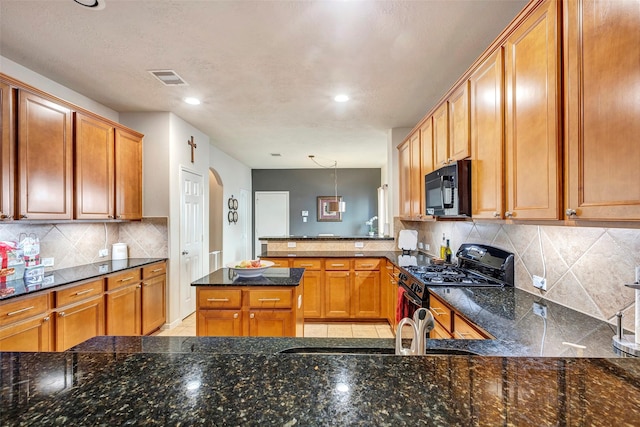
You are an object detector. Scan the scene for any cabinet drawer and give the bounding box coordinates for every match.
[453,313,487,339]
[354,258,381,270]
[142,262,166,279]
[248,289,292,308]
[198,289,242,309]
[55,279,104,307]
[325,259,351,270]
[107,269,141,291]
[262,258,291,268]
[292,259,322,270]
[429,294,453,333]
[0,293,49,326]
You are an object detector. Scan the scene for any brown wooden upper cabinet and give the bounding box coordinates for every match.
[432,103,449,168]
[419,117,434,214]
[448,81,471,163]
[75,113,143,220]
[0,81,14,221]
[398,127,429,220]
[409,130,422,218]
[504,0,561,220]
[564,0,640,221]
[397,138,411,218]
[470,49,505,220]
[18,90,73,220]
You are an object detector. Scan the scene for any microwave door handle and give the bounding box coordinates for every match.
[440,175,446,208]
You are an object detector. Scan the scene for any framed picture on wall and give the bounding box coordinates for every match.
[317,196,343,222]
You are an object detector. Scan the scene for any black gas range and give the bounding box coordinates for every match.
[398,243,515,303]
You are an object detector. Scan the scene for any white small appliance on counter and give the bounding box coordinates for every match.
[111,243,128,260]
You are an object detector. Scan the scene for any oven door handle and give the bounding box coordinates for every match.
[402,289,423,307]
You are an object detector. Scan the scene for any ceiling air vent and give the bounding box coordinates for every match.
[148,70,188,86]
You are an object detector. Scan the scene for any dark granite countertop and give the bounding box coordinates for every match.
[191,268,304,287]
[0,258,167,301]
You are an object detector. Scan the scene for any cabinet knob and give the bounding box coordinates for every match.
[58,312,66,317]
[566,208,577,217]
[182,250,189,255]
[0,213,8,219]
[505,211,513,218]
[250,313,255,319]
[43,316,50,322]
[20,214,28,219]
[233,313,239,319]
[108,215,114,219]
[493,212,500,218]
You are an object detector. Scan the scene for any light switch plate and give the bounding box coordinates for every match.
[302,217,307,223]
[42,257,54,267]
[354,242,364,248]
[301,210,309,217]
[99,248,109,257]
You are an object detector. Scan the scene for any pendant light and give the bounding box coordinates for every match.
[309,155,346,213]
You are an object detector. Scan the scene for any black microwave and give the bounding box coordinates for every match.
[424,159,471,217]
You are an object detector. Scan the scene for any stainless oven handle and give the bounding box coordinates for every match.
[402,289,423,307]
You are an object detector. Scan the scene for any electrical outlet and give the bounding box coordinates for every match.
[354,242,364,248]
[287,242,296,248]
[417,242,424,249]
[99,248,109,257]
[424,243,430,251]
[42,257,54,267]
[533,302,547,318]
[98,264,109,273]
[533,275,547,291]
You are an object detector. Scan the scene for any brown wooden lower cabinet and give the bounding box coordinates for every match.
[0,315,52,352]
[54,295,104,351]
[429,293,490,340]
[105,283,142,336]
[324,271,351,318]
[141,273,166,335]
[196,286,302,337]
[352,270,381,318]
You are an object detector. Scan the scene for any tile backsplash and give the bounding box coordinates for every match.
[396,218,639,332]
[0,218,168,270]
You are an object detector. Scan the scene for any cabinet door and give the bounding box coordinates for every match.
[248,311,293,337]
[324,271,351,318]
[261,258,291,268]
[197,309,242,336]
[419,118,434,214]
[0,315,52,352]
[18,90,73,220]
[141,274,166,335]
[565,0,640,220]
[74,112,114,219]
[470,49,505,220]
[448,81,470,161]
[0,81,14,221]
[433,103,449,168]
[105,283,141,336]
[504,0,561,220]
[114,127,142,220]
[55,295,104,351]
[301,270,323,318]
[409,131,422,218]
[397,140,411,218]
[352,270,381,318]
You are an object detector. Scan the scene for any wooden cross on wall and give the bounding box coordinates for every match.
[187,136,197,163]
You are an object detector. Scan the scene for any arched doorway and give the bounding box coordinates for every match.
[208,168,223,272]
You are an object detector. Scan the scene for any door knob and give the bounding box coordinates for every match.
[182,250,189,255]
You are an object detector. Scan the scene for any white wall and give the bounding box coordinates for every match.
[1,55,119,121]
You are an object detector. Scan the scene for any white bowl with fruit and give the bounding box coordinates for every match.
[226,259,274,278]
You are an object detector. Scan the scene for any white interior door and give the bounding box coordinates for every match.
[180,169,204,319]
[254,191,289,258]
[240,189,250,260]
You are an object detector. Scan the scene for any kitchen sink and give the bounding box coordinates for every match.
[278,347,478,356]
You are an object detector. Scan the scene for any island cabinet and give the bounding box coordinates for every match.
[0,80,14,221]
[504,0,562,220]
[324,259,351,318]
[196,287,301,337]
[18,89,73,220]
[324,258,381,319]
[53,279,104,351]
[470,48,505,220]
[352,258,381,318]
[0,293,52,352]
[105,269,142,336]
[564,0,640,220]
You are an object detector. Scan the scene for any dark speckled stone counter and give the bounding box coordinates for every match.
[191,267,304,287]
[259,235,394,240]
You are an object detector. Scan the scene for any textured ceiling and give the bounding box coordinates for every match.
[0,0,528,169]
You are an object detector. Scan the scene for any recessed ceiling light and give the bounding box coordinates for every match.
[334,94,349,103]
[73,0,106,10]
[184,97,201,105]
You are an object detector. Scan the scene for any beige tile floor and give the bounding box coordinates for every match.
[155,313,394,338]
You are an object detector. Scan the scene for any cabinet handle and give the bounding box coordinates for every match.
[250,313,255,319]
[74,289,93,296]
[233,313,239,319]
[504,211,513,218]
[430,307,446,316]
[151,268,163,273]
[108,215,114,219]
[20,215,28,219]
[299,263,314,267]
[59,311,66,317]
[298,294,302,309]
[257,298,281,302]
[331,263,345,267]
[207,298,229,302]
[117,215,122,219]
[7,306,35,316]
[455,331,473,339]
[136,285,141,289]
[566,208,577,217]
[359,264,374,268]
[0,213,8,219]
[118,276,135,282]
